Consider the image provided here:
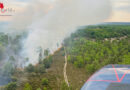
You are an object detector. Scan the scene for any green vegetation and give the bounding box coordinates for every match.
[25,55,52,74]
[13,49,66,90]
[1,25,130,90]
[61,82,72,90]
[70,25,130,40]
[18,25,129,90]
[41,78,48,85]
[24,83,32,90]
[43,56,53,68]
[36,88,42,90]
[34,64,46,73]
[25,64,35,73]
[5,82,17,90]
[64,25,130,74]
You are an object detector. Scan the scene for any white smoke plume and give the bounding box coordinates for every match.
[10,0,112,64]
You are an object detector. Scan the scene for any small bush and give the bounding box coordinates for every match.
[41,78,48,85]
[36,88,42,90]
[5,82,17,90]
[24,83,32,90]
[43,56,52,68]
[43,87,47,90]
[85,64,95,74]
[25,64,34,73]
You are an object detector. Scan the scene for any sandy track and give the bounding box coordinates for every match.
[64,47,69,87]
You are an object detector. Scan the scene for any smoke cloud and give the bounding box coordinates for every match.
[10,0,112,64]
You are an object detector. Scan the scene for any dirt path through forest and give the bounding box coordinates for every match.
[64,47,69,87]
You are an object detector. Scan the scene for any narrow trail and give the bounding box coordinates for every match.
[64,47,69,87]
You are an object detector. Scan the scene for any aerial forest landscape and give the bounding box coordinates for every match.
[0,0,130,90]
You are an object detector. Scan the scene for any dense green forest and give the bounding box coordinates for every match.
[64,25,130,74]
[0,25,130,90]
